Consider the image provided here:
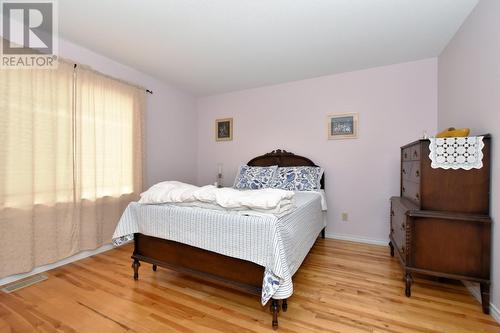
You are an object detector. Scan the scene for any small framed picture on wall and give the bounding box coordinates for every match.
[215,118,233,141]
[327,113,358,140]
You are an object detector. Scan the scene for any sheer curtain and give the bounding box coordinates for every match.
[75,66,144,250]
[0,61,144,278]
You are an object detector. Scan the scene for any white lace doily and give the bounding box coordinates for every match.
[429,136,485,170]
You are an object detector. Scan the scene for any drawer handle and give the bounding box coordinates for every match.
[402,169,406,175]
[404,153,408,159]
[401,246,405,253]
[414,151,418,157]
[391,210,395,217]
[415,170,420,177]
[402,186,406,193]
[415,193,420,200]
[401,223,405,230]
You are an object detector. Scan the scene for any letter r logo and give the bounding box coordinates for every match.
[1,2,53,54]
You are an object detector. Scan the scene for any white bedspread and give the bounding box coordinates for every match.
[139,181,295,216]
[112,191,325,305]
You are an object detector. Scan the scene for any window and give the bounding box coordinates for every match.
[77,71,138,200]
[0,61,144,208]
[0,63,74,207]
[0,60,144,279]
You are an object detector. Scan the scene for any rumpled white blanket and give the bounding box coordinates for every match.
[139,181,295,216]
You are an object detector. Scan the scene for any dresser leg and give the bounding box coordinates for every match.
[389,241,394,257]
[152,264,157,272]
[480,282,490,314]
[132,259,140,280]
[320,227,326,239]
[405,272,412,297]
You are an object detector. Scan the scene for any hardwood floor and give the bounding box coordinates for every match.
[0,239,499,333]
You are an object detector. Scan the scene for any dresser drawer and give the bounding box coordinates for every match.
[402,180,421,205]
[402,161,412,181]
[410,144,420,160]
[408,161,421,183]
[392,220,406,254]
[390,200,407,253]
[402,147,412,161]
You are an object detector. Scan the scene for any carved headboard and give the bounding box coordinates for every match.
[247,149,324,189]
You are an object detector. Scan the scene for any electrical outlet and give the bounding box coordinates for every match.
[341,212,348,222]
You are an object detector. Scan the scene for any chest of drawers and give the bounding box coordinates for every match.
[389,137,492,314]
[400,139,490,213]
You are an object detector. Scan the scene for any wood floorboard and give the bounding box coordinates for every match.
[0,239,499,333]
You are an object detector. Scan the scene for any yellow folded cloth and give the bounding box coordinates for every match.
[436,127,470,138]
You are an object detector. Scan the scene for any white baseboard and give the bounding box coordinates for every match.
[463,281,481,301]
[325,232,388,246]
[0,244,114,287]
[491,303,500,324]
[463,281,500,324]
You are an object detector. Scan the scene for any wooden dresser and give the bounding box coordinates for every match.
[389,136,492,314]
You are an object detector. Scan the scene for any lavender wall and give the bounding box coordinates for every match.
[60,39,198,187]
[197,58,437,243]
[438,0,500,315]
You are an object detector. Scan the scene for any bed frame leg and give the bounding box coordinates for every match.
[405,271,412,297]
[132,259,140,280]
[389,241,394,257]
[320,227,326,239]
[270,299,279,329]
[480,282,490,314]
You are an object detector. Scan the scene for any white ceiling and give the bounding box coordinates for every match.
[59,0,478,96]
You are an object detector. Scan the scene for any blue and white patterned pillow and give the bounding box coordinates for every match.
[233,165,278,190]
[270,166,323,191]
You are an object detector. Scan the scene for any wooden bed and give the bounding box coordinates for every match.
[131,149,326,329]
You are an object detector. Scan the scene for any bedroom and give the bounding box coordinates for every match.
[0,0,498,332]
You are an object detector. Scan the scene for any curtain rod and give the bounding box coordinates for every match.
[72,63,153,94]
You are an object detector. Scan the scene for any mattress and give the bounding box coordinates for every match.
[112,191,326,305]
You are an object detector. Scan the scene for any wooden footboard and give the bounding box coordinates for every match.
[131,233,292,329]
[132,233,264,295]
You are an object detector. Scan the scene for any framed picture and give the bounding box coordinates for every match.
[215,118,233,141]
[327,113,358,140]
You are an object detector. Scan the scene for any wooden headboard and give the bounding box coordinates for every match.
[247,149,324,189]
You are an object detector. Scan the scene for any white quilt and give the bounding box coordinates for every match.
[139,181,295,216]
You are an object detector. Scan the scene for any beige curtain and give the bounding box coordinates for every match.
[0,62,144,278]
[75,66,144,250]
